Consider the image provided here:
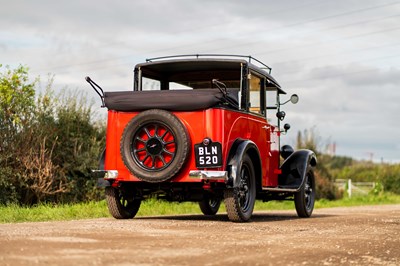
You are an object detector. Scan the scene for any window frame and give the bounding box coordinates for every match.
[247,70,266,116]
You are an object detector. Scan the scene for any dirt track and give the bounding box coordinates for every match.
[0,205,399,265]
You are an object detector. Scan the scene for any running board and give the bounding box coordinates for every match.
[262,187,300,193]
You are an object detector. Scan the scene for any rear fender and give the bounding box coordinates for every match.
[278,149,317,190]
[96,148,111,187]
[226,139,261,188]
[99,148,106,170]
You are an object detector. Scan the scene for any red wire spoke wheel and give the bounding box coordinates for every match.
[132,122,176,171]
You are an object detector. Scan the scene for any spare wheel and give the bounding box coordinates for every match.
[120,109,190,182]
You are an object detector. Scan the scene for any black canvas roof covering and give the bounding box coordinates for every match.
[104,89,238,112]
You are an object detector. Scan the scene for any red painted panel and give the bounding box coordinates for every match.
[104,108,278,186]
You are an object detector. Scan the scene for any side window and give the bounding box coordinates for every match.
[169,82,192,90]
[142,77,160,91]
[249,73,262,114]
[266,90,278,123]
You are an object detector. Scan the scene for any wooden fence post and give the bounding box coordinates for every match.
[348,179,352,198]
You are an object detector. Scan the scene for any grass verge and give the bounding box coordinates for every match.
[1,193,399,224]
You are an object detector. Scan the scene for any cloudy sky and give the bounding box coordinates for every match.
[1,0,400,162]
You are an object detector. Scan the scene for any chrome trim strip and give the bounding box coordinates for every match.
[262,187,299,192]
[92,170,119,179]
[189,170,228,180]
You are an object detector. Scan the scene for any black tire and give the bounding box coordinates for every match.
[294,167,315,218]
[105,187,141,219]
[120,109,190,183]
[224,154,256,222]
[199,194,221,215]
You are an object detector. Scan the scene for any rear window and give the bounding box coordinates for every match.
[140,68,241,91]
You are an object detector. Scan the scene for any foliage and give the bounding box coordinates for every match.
[0,65,105,205]
[0,65,37,204]
[380,164,400,194]
[336,162,400,194]
[0,65,36,133]
[295,127,400,197]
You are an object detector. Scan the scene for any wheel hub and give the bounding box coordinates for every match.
[131,122,177,172]
[146,138,163,155]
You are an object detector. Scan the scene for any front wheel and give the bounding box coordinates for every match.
[105,187,141,219]
[294,168,315,218]
[224,154,256,222]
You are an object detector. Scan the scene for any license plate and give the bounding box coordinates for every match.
[194,141,222,168]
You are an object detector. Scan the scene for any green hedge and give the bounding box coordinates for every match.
[0,65,105,205]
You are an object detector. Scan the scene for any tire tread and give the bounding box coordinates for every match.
[105,187,141,219]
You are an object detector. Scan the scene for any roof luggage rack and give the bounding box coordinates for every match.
[145,54,272,74]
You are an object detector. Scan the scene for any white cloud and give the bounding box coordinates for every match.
[1,0,400,161]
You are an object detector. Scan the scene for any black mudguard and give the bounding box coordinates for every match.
[96,148,111,187]
[99,148,106,170]
[226,139,261,188]
[278,149,317,190]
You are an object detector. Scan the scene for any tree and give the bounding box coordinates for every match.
[0,65,36,204]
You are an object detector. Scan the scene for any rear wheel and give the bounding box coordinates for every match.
[224,154,256,222]
[199,194,221,215]
[105,187,141,219]
[294,167,315,218]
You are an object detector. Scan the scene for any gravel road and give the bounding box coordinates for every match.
[0,204,399,265]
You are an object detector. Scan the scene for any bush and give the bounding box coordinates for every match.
[0,166,18,204]
[52,90,105,202]
[0,65,105,205]
[381,165,400,194]
[335,162,400,195]
[294,128,400,198]
[0,65,37,204]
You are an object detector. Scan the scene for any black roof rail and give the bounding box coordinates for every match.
[145,54,272,74]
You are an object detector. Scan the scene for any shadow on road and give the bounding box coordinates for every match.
[136,212,333,223]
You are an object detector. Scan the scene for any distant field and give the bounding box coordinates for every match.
[1,193,399,223]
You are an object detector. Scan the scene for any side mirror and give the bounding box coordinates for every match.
[276,111,286,121]
[290,94,299,104]
[280,94,299,105]
[284,123,291,132]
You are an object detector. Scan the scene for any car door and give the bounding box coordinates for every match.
[247,72,274,187]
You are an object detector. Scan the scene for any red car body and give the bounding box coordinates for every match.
[105,108,280,186]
